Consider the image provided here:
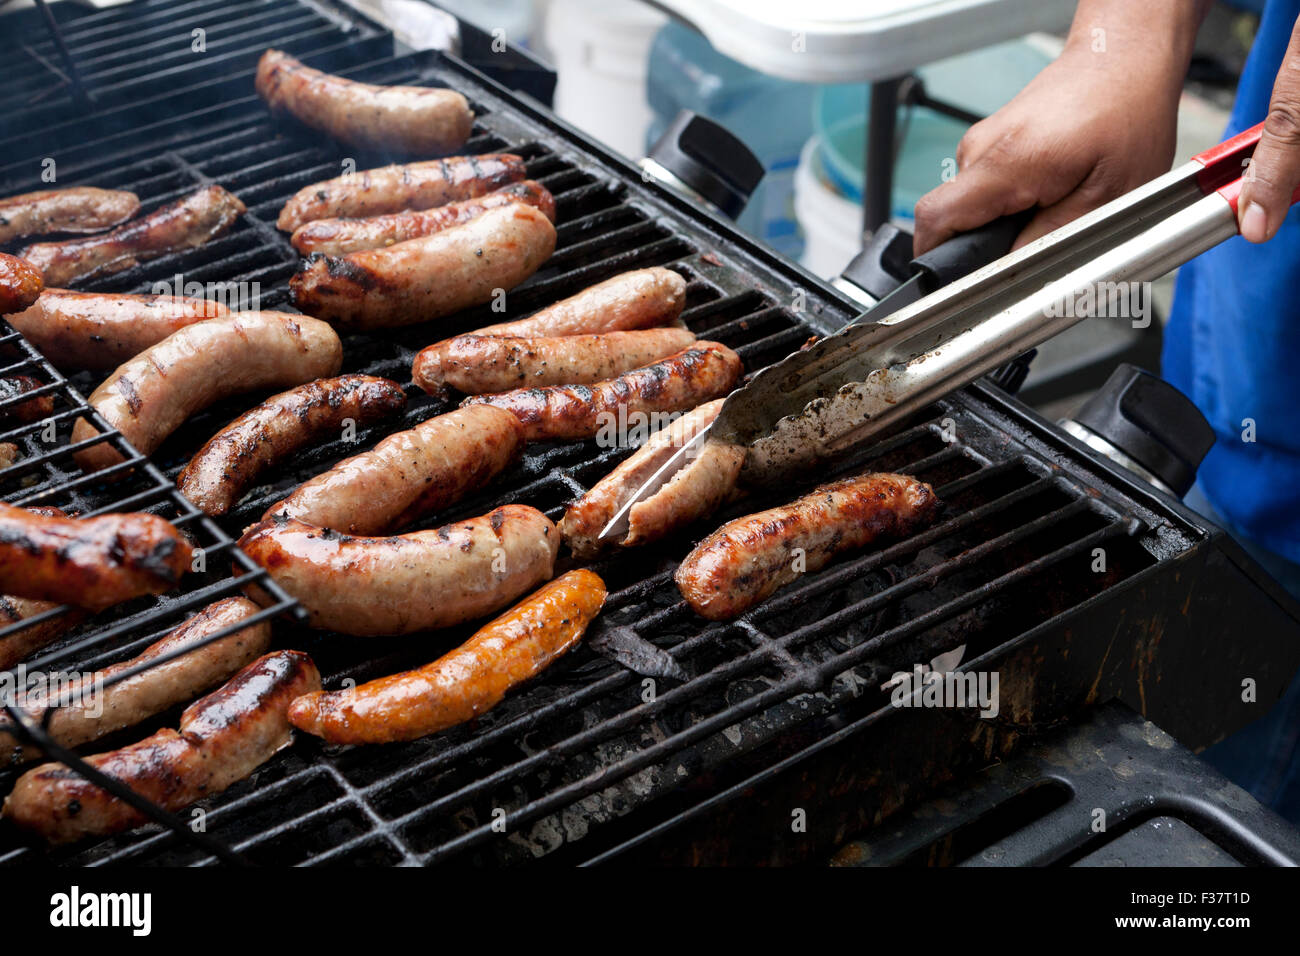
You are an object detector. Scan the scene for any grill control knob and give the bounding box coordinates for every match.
[640,110,764,220]
[1060,364,1215,497]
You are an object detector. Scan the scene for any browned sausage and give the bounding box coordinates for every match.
[0,597,272,764]
[264,404,524,536]
[178,375,408,517]
[462,341,743,442]
[71,311,343,474]
[289,179,553,254]
[288,569,606,745]
[0,187,140,243]
[0,252,43,315]
[561,398,745,557]
[0,596,84,672]
[0,502,192,611]
[470,266,687,338]
[275,154,525,233]
[413,327,697,399]
[289,203,556,329]
[256,49,474,159]
[674,473,942,620]
[0,375,53,424]
[18,186,245,286]
[6,290,228,371]
[2,649,320,844]
[238,505,559,636]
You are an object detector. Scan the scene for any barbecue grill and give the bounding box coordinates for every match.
[2,0,1299,868]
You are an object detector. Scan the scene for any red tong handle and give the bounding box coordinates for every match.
[1191,121,1300,215]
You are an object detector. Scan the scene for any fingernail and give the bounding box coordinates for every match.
[1241,201,1270,242]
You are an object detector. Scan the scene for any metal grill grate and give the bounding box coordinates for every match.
[0,42,1218,866]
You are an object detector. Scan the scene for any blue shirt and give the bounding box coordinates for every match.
[1164,0,1300,562]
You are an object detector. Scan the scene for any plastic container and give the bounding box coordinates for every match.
[543,0,666,160]
[793,135,865,280]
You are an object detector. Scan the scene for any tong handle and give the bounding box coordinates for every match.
[910,209,1035,286]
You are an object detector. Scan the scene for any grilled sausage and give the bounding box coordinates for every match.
[473,266,687,338]
[18,186,245,286]
[561,398,745,557]
[275,154,525,233]
[264,404,523,536]
[256,49,474,159]
[6,290,228,371]
[2,649,320,845]
[290,203,556,328]
[0,596,84,672]
[289,179,552,254]
[463,341,743,442]
[414,328,698,398]
[0,597,272,764]
[0,252,43,315]
[239,505,558,636]
[0,502,192,611]
[674,473,942,621]
[71,311,343,474]
[0,187,140,244]
[178,375,407,517]
[289,569,605,744]
[0,375,53,424]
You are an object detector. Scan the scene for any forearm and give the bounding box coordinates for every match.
[1063,0,1212,87]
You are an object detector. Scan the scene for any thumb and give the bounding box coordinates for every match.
[1239,16,1300,243]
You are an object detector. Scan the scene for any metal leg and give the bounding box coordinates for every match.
[863,75,904,240]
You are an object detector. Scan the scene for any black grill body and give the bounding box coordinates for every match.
[1,4,1298,867]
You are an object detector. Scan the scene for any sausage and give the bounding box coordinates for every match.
[0,596,84,672]
[462,341,743,442]
[264,404,523,536]
[288,569,605,745]
[289,180,555,255]
[6,290,228,371]
[289,202,556,328]
[178,375,407,517]
[471,266,687,339]
[256,49,474,159]
[18,185,245,286]
[0,252,43,315]
[0,187,140,244]
[0,375,53,424]
[413,327,698,398]
[2,649,320,845]
[281,155,532,236]
[71,311,343,474]
[674,473,942,621]
[561,398,745,557]
[238,505,559,636]
[276,154,524,233]
[0,502,192,611]
[0,597,272,764]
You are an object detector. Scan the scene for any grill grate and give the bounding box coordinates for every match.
[0,41,1216,866]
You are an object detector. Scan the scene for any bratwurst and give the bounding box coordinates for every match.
[0,502,192,612]
[674,472,942,620]
[462,341,743,442]
[289,202,556,328]
[256,49,474,158]
[238,505,559,636]
[289,179,555,255]
[18,185,245,286]
[71,311,343,474]
[178,375,408,517]
[0,597,272,764]
[0,187,140,243]
[264,404,523,535]
[3,649,320,844]
[288,570,606,745]
[0,252,43,315]
[6,290,228,371]
[275,153,525,232]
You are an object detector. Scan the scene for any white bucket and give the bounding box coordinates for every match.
[543,0,666,160]
[794,135,886,281]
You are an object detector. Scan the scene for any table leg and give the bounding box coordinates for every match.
[863,75,904,240]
